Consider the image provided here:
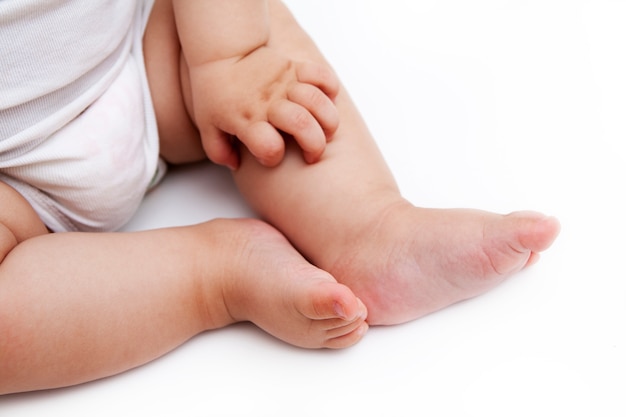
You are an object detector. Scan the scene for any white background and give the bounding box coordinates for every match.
[3,1,625,415]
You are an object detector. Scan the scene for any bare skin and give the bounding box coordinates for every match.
[0,0,560,395]
[173,0,340,169]
[151,0,561,326]
[0,209,367,394]
[0,0,370,395]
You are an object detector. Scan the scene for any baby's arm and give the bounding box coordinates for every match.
[173,0,269,64]
[173,0,339,168]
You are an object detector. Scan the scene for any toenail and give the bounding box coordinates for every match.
[333,302,347,319]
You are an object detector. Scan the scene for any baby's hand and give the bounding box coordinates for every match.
[186,46,340,169]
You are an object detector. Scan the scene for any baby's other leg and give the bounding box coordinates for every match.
[144,0,205,164]
[0,216,367,394]
[232,0,561,325]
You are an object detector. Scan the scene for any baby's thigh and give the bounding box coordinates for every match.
[0,182,48,262]
[143,0,204,164]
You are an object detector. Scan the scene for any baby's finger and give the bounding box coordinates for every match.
[288,83,339,137]
[296,61,340,101]
[200,126,240,170]
[238,121,285,167]
[268,99,326,164]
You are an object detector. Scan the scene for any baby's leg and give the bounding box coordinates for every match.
[144,0,205,164]
[231,0,561,325]
[1,185,366,394]
[150,0,559,326]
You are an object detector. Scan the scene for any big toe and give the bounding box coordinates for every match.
[506,211,561,253]
[300,279,367,322]
[482,211,560,276]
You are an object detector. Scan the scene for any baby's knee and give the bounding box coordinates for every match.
[0,182,49,262]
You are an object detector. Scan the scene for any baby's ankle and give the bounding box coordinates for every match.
[186,219,266,330]
[306,194,412,268]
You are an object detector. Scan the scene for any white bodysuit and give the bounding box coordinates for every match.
[0,0,160,232]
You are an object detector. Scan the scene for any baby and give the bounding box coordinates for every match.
[0,0,560,394]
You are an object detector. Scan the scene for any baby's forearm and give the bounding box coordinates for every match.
[173,0,270,65]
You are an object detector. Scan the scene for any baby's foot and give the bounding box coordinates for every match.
[204,219,368,348]
[323,203,560,325]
